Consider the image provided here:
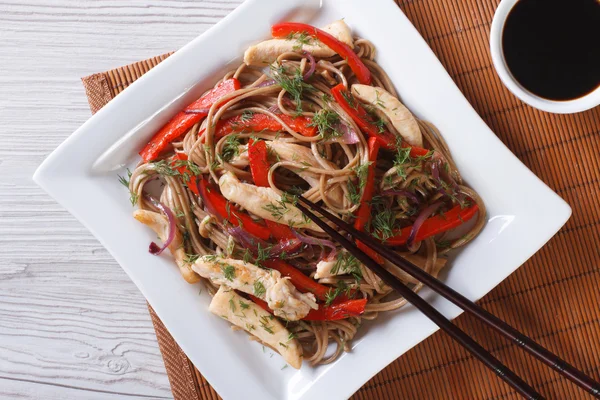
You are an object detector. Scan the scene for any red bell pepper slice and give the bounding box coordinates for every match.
[215,112,317,140]
[198,177,271,240]
[386,204,480,246]
[304,299,367,320]
[353,137,384,264]
[271,22,371,85]
[248,139,271,187]
[172,153,199,195]
[248,139,299,242]
[140,78,241,162]
[264,259,332,302]
[249,294,366,321]
[331,84,429,157]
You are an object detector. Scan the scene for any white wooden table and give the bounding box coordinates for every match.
[0,1,242,398]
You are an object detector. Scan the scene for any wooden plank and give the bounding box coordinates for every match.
[0,0,241,398]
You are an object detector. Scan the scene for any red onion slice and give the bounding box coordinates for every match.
[227,226,302,259]
[257,79,276,88]
[227,226,266,252]
[292,230,337,260]
[302,51,316,81]
[324,123,360,145]
[381,189,420,205]
[267,104,281,114]
[145,195,177,256]
[407,201,443,246]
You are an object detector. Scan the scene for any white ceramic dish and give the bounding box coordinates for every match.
[490,0,600,114]
[33,0,571,399]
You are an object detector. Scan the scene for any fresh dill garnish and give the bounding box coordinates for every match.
[285,31,312,51]
[229,297,236,312]
[183,253,200,264]
[221,264,236,281]
[239,300,250,310]
[260,315,274,334]
[204,254,218,262]
[280,191,299,206]
[374,90,385,108]
[331,252,362,282]
[309,109,342,140]
[240,110,254,123]
[118,168,132,188]
[347,162,372,204]
[321,93,333,104]
[263,200,289,221]
[393,146,412,180]
[242,248,252,264]
[152,160,179,177]
[246,323,256,331]
[325,281,351,306]
[279,342,289,349]
[371,208,397,241]
[255,242,274,266]
[173,159,201,177]
[341,90,356,109]
[373,116,386,133]
[118,168,139,206]
[270,63,315,113]
[253,280,266,297]
[220,134,241,163]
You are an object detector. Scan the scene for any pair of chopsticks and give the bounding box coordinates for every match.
[295,196,600,400]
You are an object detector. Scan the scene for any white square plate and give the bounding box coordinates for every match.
[33,0,571,399]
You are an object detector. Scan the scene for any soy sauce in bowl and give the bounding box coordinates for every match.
[502,0,600,101]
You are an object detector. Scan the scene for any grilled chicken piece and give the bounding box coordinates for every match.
[133,209,200,283]
[314,258,338,280]
[268,140,345,208]
[351,84,422,147]
[218,171,324,232]
[315,252,446,280]
[192,255,317,320]
[209,286,303,369]
[244,20,354,66]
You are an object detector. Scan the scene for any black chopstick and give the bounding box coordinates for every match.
[294,199,543,399]
[296,196,600,398]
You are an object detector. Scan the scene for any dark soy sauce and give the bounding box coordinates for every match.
[502,0,600,101]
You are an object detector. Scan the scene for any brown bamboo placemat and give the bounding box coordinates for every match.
[81,1,600,398]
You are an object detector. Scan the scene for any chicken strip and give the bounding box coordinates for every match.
[244,20,354,66]
[133,209,200,284]
[218,171,324,232]
[192,255,317,320]
[351,84,422,147]
[209,286,303,369]
[268,140,345,208]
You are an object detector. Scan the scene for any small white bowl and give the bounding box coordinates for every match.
[490,0,600,114]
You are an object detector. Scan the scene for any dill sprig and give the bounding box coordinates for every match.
[220,134,241,163]
[117,168,139,206]
[220,264,236,281]
[331,252,362,282]
[270,63,315,114]
[347,162,372,205]
[253,280,266,297]
[309,109,342,140]
[285,31,312,51]
[325,281,352,306]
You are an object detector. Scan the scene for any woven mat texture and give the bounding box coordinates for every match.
[81,1,600,398]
